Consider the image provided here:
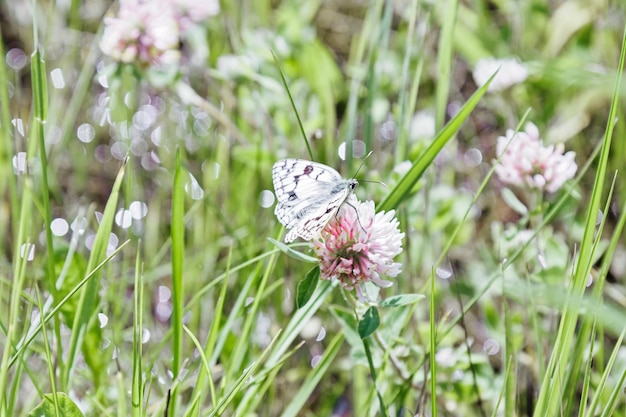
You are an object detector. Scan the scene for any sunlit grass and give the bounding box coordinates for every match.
[1,1,626,416]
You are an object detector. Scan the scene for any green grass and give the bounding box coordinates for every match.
[1,1,626,416]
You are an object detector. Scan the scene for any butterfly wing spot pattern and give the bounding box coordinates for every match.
[272,159,358,243]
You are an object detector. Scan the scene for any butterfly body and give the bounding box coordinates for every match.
[272,159,358,242]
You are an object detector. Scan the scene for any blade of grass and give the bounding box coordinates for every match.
[0,176,34,411]
[131,246,144,417]
[279,332,344,417]
[169,147,185,415]
[379,72,494,212]
[34,285,61,417]
[533,25,626,417]
[185,247,231,417]
[396,0,424,164]
[63,159,127,387]
[208,330,282,417]
[10,241,130,368]
[434,0,459,131]
[271,51,313,160]
[429,269,437,417]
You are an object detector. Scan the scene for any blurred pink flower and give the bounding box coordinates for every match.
[473,58,528,92]
[495,122,577,193]
[172,0,220,33]
[100,0,181,66]
[312,196,404,299]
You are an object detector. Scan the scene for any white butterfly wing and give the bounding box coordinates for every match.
[272,159,357,242]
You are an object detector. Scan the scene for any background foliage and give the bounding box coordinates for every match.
[1,0,626,416]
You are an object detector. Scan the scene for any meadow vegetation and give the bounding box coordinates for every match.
[1,0,626,416]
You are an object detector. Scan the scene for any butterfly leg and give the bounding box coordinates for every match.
[343,200,367,234]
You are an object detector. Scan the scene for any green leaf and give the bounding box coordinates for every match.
[29,393,84,417]
[379,294,425,308]
[501,187,528,215]
[268,238,318,263]
[358,306,380,339]
[379,73,493,212]
[296,266,320,309]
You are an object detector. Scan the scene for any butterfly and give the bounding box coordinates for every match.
[272,159,358,243]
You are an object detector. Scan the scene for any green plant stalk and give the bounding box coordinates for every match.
[534,26,626,417]
[491,355,513,417]
[170,148,185,415]
[279,332,344,417]
[562,173,617,416]
[209,330,282,417]
[0,23,19,244]
[577,322,596,417]
[63,160,127,388]
[131,247,144,417]
[30,50,56,297]
[439,134,603,345]
[503,286,515,417]
[0,176,33,417]
[429,272,437,417]
[186,248,231,416]
[35,286,61,417]
[363,336,388,417]
[343,0,384,169]
[587,329,626,415]
[396,0,423,164]
[598,348,626,417]
[363,1,392,154]
[9,241,129,368]
[236,281,335,414]
[379,71,494,212]
[271,51,313,160]
[434,0,459,131]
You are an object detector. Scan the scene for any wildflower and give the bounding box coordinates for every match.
[172,0,220,33]
[494,122,577,193]
[312,196,404,300]
[473,58,528,92]
[100,0,180,66]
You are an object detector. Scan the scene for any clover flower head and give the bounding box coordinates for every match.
[100,0,180,66]
[494,122,577,193]
[312,196,404,300]
[172,0,220,33]
[473,57,528,92]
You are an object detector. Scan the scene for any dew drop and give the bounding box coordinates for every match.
[316,327,326,342]
[338,140,366,160]
[436,267,452,280]
[115,209,133,228]
[20,243,35,261]
[259,190,275,208]
[51,218,69,236]
[311,355,322,368]
[98,313,108,328]
[129,201,148,219]
[50,68,65,89]
[6,48,27,70]
[12,118,25,136]
[185,174,204,200]
[483,338,500,355]
[110,141,128,160]
[464,148,483,167]
[12,152,27,175]
[158,286,171,302]
[77,123,95,143]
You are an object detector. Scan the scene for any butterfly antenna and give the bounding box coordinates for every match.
[360,179,389,189]
[352,151,373,179]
